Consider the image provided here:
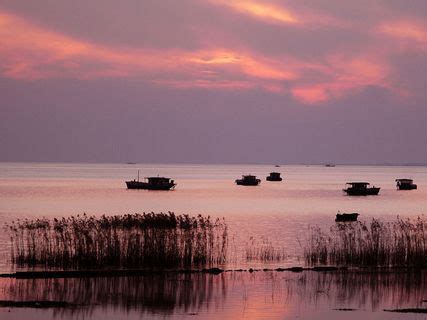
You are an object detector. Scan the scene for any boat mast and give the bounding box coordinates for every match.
[137,170,140,182]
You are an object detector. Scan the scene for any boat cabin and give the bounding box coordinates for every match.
[235,175,261,186]
[147,177,173,185]
[335,212,359,222]
[396,179,417,190]
[346,182,370,189]
[126,172,176,190]
[266,172,282,181]
[343,182,380,196]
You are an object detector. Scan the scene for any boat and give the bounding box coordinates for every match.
[325,164,336,167]
[235,175,261,186]
[343,182,380,196]
[266,172,282,181]
[396,179,417,190]
[126,171,176,190]
[335,212,359,222]
[275,165,280,168]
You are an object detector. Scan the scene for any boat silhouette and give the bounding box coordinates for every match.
[126,171,176,190]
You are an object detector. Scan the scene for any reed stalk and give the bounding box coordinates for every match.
[304,216,427,267]
[5,212,228,269]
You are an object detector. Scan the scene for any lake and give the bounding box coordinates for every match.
[1,163,426,270]
[0,163,426,319]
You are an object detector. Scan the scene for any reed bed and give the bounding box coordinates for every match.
[245,237,287,262]
[5,212,228,269]
[304,216,426,267]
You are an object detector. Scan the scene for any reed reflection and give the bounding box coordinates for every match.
[2,270,426,318]
[290,270,426,311]
[3,273,227,317]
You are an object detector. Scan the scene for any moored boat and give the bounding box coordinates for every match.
[235,175,261,186]
[335,212,359,222]
[126,171,176,190]
[343,182,380,196]
[396,178,417,190]
[266,172,282,181]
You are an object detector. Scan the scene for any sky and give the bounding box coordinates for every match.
[1,0,427,164]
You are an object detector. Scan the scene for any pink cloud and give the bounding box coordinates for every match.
[209,0,349,29]
[0,12,296,88]
[210,0,299,25]
[379,21,427,48]
[292,86,328,104]
[189,50,296,80]
[0,10,398,105]
[291,55,390,104]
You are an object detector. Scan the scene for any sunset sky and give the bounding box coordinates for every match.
[1,0,427,164]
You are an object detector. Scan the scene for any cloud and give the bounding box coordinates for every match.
[379,21,427,47]
[0,11,296,88]
[189,50,296,80]
[210,0,299,25]
[291,55,390,104]
[292,86,328,104]
[0,9,398,105]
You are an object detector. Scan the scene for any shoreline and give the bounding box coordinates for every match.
[1,265,426,279]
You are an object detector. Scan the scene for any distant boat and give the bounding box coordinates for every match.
[266,172,282,181]
[235,175,261,186]
[325,164,336,167]
[343,182,380,196]
[126,171,176,190]
[396,179,417,190]
[126,162,137,165]
[275,165,280,167]
[335,212,359,222]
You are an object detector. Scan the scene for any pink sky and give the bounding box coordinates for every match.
[1,0,426,163]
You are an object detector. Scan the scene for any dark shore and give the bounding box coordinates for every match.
[1,265,426,279]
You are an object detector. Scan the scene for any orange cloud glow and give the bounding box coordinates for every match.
[291,56,390,104]
[211,0,299,25]
[292,86,328,104]
[0,11,296,90]
[379,21,427,45]
[0,11,396,105]
[189,50,296,80]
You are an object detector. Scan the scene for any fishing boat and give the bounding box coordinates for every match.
[396,179,417,190]
[126,171,176,190]
[235,175,261,186]
[343,182,380,196]
[266,172,282,181]
[335,212,359,222]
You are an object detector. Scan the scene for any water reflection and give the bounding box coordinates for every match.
[1,270,426,319]
[2,273,227,316]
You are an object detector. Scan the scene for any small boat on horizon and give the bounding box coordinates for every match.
[335,212,359,222]
[325,163,336,167]
[343,182,380,196]
[396,178,417,190]
[266,172,282,181]
[126,171,176,190]
[235,175,261,186]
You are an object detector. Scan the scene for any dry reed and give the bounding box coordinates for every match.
[5,212,228,269]
[304,216,426,267]
[245,237,287,261]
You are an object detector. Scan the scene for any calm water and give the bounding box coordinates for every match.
[1,163,426,319]
[0,162,426,271]
[0,271,426,319]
